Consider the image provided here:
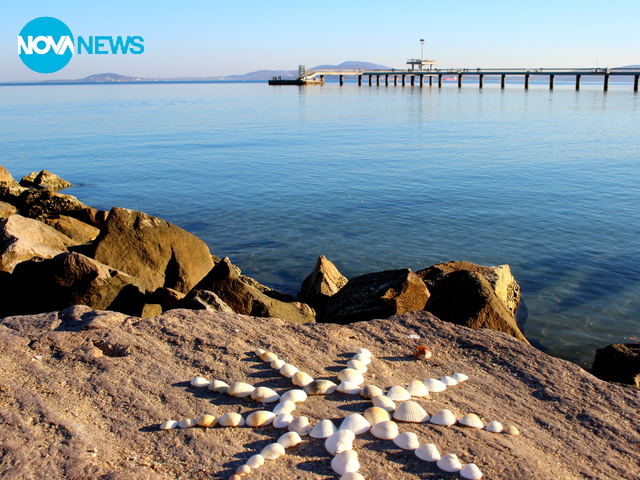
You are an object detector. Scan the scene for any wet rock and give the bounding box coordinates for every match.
[0,201,17,219]
[298,255,348,311]
[177,290,235,313]
[592,343,640,387]
[44,215,100,244]
[32,170,73,190]
[20,189,89,220]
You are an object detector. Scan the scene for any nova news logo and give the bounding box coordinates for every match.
[18,17,144,74]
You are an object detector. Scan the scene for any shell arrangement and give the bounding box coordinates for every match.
[159,347,521,479]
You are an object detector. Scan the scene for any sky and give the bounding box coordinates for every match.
[1,0,639,82]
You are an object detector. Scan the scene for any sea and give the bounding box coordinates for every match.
[0,79,638,368]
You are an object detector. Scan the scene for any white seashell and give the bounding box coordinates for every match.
[325,429,355,455]
[393,431,420,450]
[272,413,294,429]
[346,359,368,373]
[338,369,365,385]
[251,387,280,403]
[393,400,430,423]
[254,348,266,357]
[452,372,469,383]
[279,364,299,378]
[504,425,520,436]
[246,454,264,469]
[370,420,399,440]
[415,443,441,462]
[207,379,229,393]
[331,450,360,475]
[340,473,365,480]
[159,420,178,430]
[178,418,195,429]
[272,400,296,415]
[280,389,307,403]
[363,407,391,426]
[288,416,312,435]
[386,386,411,402]
[260,351,278,363]
[430,409,457,426]
[195,414,217,427]
[352,353,371,365]
[371,395,396,412]
[460,463,483,479]
[236,464,251,475]
[437,453,463,473]
[292,371,314,387]
[441,375,458,386]
[270,358,286,370]
[337,382,362,395]
[338,413,371,435]
[260,442,285,460]
[190,376,210,388]
[406,379,429,397]
[356,348,372,357]
[485,420,504,433]
[458,413,484,429]
[310,419,338,439]
[277,431,302,448]
[227,382,255,398]
[218,412,245,427]
[423,378,447,393]
[360,384,383,399]
[304,380,338,395]
[246,410,276,427]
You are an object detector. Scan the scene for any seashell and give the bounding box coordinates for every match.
[430,409,457,426]
[337,382,362,395]
[370,420,399,440]
[460,463,483,479]
[325,429,355,455]
[288,416,312,435]
[304,379,337,395]
[279,364,299,378]
[441,375,458,386]
[260,442,285,460]
[195,414,217,427]
[356,347,372,357]
[190,376,210,388]
[270,358,286,370]
[415,443,441,462]
[338,413,371,435]
[360,384,383,399]
[207,380,229,393]
[338,369,365,385]
[251,387,280,403]
[363,406,391,426]
[272,400,296,415]
[178,418,195,429]
[272,413,294,429]
[280,389,307,403]
[340,473,365,480]
[423,378,447,393]
[393,431,420,450]
[386,386,411,402]
[504,425,520,436]
[414,345,432,360]
[260,351,278,363]
[246,454,264,469]
[292,371,314,387]
[277,431,302,448]
[393,400,430,423]
[227,382,255,398]
[406,379,429,397]
[352,353,371,365]
[310,419,338,439]
[229,475,242,480]
[437,453,463,473]
[331,450,360,475]
[458,413,484,429]
[346,359,368,373]
[485,420,504,433]
[236,464,251,475]
[218,412,245,427]
[246,410,276,427]
[254,348,266,357]
[159,420,178,430]
[452,372,469,383]
[371,395,396,412]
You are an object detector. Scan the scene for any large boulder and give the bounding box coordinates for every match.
[0,165,17,185]
[320,268,430,324]
[0,166,27,205]
[91,207,215,294]
[64,207,110,229]
[592,343,640,387]
[20,189,89,220]
[298,255,348,311]
[424,270,528,342]
[44,215,100,244]
[177,290,235,313]
[33,170,72,190]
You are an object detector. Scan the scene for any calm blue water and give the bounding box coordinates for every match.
[1,81,638,367]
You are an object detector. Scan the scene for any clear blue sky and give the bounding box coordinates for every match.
[1,0,638,81]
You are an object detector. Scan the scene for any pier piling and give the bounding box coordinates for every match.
[501,74,506,89]
[524,74,530,90]
[550,74,554,90]
[385,74,389,86]
[339,75,344,86]
[604,74,609,91]
[575,75,581,91]
[358,75,362,86]
[635,75,639,92]
[479,74,484,89]
[458,75,462,88]
[438,75,442,87]
[402,75,406,86]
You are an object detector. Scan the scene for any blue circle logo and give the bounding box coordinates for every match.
[18,17,74,74]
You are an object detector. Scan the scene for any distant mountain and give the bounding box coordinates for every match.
[220,61,393,81]
[311,61,392,70]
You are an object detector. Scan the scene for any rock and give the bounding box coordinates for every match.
[424,270,528,343]
[141,304,163,318]
[64,207,110,229]
[320,268,430,324]
[44,215,100,244]
[298,255,348,311]
[0,165,18,185]
[177,290,235,313]
[193,257,315,323]
[91,207,214,294]
[0,215,75,273]
[0,184,28,205]
[592,343,640,386]
[19,171,39,187]
[147,287,186,312]
[32,170,72,190]
[0,201,17,219]
[20,189,89,220]
[239,274,297,302]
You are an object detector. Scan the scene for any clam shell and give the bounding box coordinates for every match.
[207,380,229,393]
[260,442,285,460]
[406,379,429,397]
[288,416,312,435]
[337,382,362,395]
[356,348,372,357]
[338,369,365,385]
[430,409,457,426]
[363,406,391,426]
[280,389,307,403]
[325,429,355,455]
[460,463,483,479]
[190,376,210,388]
[218,412,245,427]
[310,419,338,439]
[246,410,276,427]
[279,364,299,378]
[371,395,396,412]
[254,348,266,357]
[370,420,399,440]
[437,453,463,473]
[227,382,255,398]
[277,431,302,448]
[270,359,286,370]
[236,464,251,475]
[393,400,430,423]
[441,375,458,386]
[331,450,360,475]
[340,473,365,480]
[352,353,371,365]
[415,443,441,462]
[195,414,217,427]
[386,386,411,402]
[423,378,447,393]
[304,380,338,395]
[260,351,278,363]
[452,372,469,383]
[246,454,265,469]
[393,431,420,450]
[292,371,314,387]
[346,359,367,373]
[458,413,484,429]
[272,400,296,415]
[338,413,371,435]
[159,420,178,430]
[360,384,383,399]
[272,413,294,429]
[229,475,241,480]
[504,425,520,436]
[178,418,195,429]
[251,387,280,403]
[485,420,504,433]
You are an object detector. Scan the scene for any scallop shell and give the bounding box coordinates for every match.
[338,413,371,435]
[227,382,255,398]
[485,420,504,433]
[337,382,362,395]
[207,380,229,393]
[292,371,314,387]
[279,364,299,378]
[423,378,447,393]
[260,442,285,460]
[437,453,463,473]
[386,386,411,402]
[430,409,457,426]
[346,359,368,373]
[393,400,430,423]
[363,406,391,426]
[356,348,372,357]
[270,358,286,370]
[325,429,355,455]
[415,443,441,462]
[360,384,384,399]
[331,450,360,475]
[504,425,520,436]
[338,369,365,385]
[352,353,371,365]
[452,372,469,383]
[406,379,429,397]
[251,387,280,403]
[218,412,245,427]
[441,375,458,386]
[393,431,420,450]
[190,376,210,388]
[304,380,337,395]
[159,420,178,430]
[178,418,195,429]
[272,413,294,429]
[260,351,278,363]
[277,431,302,448]
[371,395,396,412]
[310,419,338,439]
[246,454,264,469]
[236,464,251,475]
[272,400,296,415]
[458,413,484,429]
[460,463,483,479]
[340,473,365,480]
[288,416,312,435]
[280,389,307,403]
[414,345,432,360]
[254,348,266,357]
[370,420,399,440]
[195,414,217,427]
[246,410,276,427]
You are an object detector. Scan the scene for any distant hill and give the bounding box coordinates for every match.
[221,61,393,81]
[312,61,392,70]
